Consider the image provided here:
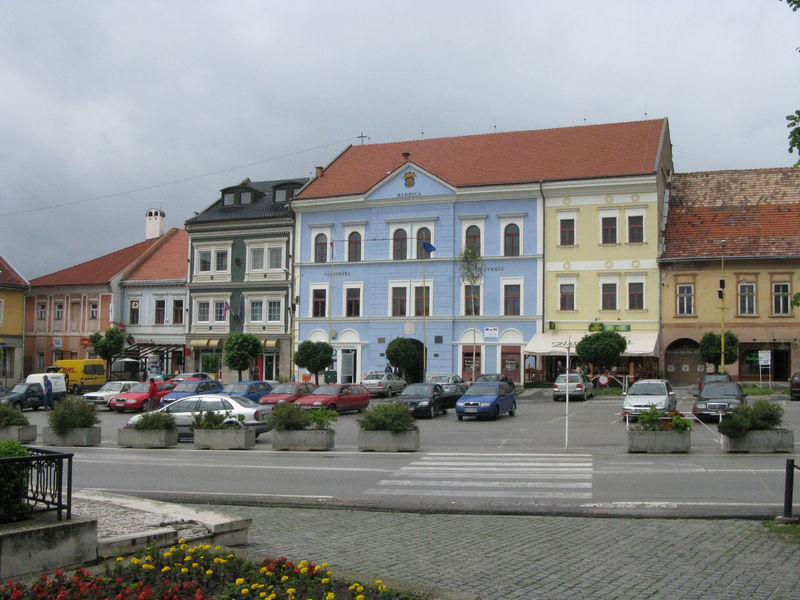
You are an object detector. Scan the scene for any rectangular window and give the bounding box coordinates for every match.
[215,251,228,272]
[559,219,575,246]
[268,247,282,270]
[55,303,64,320]
[601,217,617,244]
[267,300,281,322]
[628,282,644,310]
[250,300,263,322]
[415,286,430,317]
[128,300,139,325]
[391,287,407,317]
[559,284,575,311]
[199,250,211,272]
[38,303,46,320]
[464,285,480,316]
[89,303,98,320]
[154,299,166,324]
[346,288,361,317]
[313,289,327,318]
[773,283,790,315]
[214,301,227,322]
[197,301,210,322]
[173,299,184,324]
[504,284,520,316]
[223,192,235,206]
[677,284,694,316]
[628,215,644,243]
[601,283,617,310]
[250,248,264,270]
[240,192,251,205]
[738,282,756,315]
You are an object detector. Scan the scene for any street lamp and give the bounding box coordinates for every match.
[719,239,727,373]
[282,268,298,382]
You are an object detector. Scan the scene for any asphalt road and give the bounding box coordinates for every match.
[22,385,800,518]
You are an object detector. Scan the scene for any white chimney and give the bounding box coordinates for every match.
[145,208,165,239]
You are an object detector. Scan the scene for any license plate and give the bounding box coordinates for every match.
[465,407,478,413]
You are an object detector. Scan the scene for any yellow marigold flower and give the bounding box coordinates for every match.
[145,555,153,561]
[298,560,307,568]
[281,575,289,582]
[130,557,141,564]
[181,567,188,574]
[322,563,329,568]
[236,578,246,586]
[259,594,266,599]
[287,589,297,595]
[241,589,249,595]
[206,569,214,575]
[116,557,124,562]
[178,538,186,544]
[164,552,173,559]
[300,567,308,574]
[326,593,336,600]
[357,586,364,593]
[215,545,221,550]
[355,595,365,600]
[321,578,330,584]
[184,556,192,562]
[161,566,171,573]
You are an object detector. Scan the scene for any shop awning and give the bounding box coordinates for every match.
[190,339,221,348]
[524,330,659,357]
[262,339,278,349]
[620,332,659,356]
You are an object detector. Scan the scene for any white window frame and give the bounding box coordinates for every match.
[88,302,98,320]
[193,294,232,327]
[243,292,284,333]
[388,280,410,317]
[37,302,47,321]
[676,283,694,316]
[773,282,791,316]
[599,208,620,245]
[413,279,434,317]
[460,218,486,256]
[499,216,524,257]
[309,283,330,318]
[738,281,757,316]
[343,282,364,318]
[626,275,646,311]
[557,210,577,247]
[500,276,524,316]
[309,226,332,263]
[461,281,483,316]
[193,242,232,282]
[54,302,64,320]
[343,224,366,262]
[599,275,620,311]
[625,207,646,244]
[557,275,578,311]
[411,222,436,259]
[389,225,410,260]
[245,239,287,282]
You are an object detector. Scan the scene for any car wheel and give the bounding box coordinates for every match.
[491,406,500,421]
[328,403,337,413]
[71,385,80,395]
[13,401,23,411]
[428,404,436,419]
[509,401,516,417]
[441,406,448,415]
[457,414,463,421]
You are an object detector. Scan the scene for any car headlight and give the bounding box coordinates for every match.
[695,403,706,410]
[418,401,429,406]
[480,402,492,407]
[313,401,322,406]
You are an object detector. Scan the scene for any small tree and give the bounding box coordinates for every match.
[385,337,418,381]
[699,331,739,372]
[458,245,485,380]
[201,353,219,377]
[89,327,125,377]
[294,341,334,384]
[223,333,263,381]
[575,331,628,373]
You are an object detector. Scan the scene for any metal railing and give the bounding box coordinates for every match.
[1,447,73,521]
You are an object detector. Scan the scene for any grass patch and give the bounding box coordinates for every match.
[763,520,800,544]
[593,387,625,396]
[741,385,785,396]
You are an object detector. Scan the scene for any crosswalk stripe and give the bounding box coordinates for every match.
[367,489,593,499]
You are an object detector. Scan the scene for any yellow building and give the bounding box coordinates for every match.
[0,256,29,384]
[660,169,800,385]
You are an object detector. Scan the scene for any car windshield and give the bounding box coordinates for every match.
[164,399,196,412]
[230,396,259,407]
[12,384,28,393]
[555,374,582,384]
[130,383,149,393]
[100,382,125,392]
[312,385,340,395]
[363,373,383,380]
[465,383,498,396]
[173,382,199,392]
[268,384,296,394]
[403,384,432,395]
[701,383,742,398]
[628,382,666,395]
[429,376,448,383]
[223,383,249,394]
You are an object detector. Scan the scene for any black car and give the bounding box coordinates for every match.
[697,372,732,393]
[0,382,45,411]
[428,374,468,403]
[692,382,747,422]
[790,372,800,401]
[474,373,514,386]
[396,383,448,418]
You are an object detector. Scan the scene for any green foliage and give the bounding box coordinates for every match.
[266,402,337,431]
[0,403,29,427]
[131,411,176,431]
[223,332,263,381]
[294,341,334,384]
[0,440,31,523]
[357,401,418,433]
[699,331,739,370]
[385,338,418,378]
[201,352,219,375]
[718,399,784,438]
[192,410,244,431]
[789,110,800,166]
[88,327,125,375]
[635,405,692,432]
[575,331,628,370]
[306,408,338,431]
[48,397,99,436]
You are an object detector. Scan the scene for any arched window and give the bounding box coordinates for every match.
[314,233,328,263]
[504,224,520,256]
[348,232,362,262]
[393,229,408,261]
[416,228,432,259]
[466,225,481,255]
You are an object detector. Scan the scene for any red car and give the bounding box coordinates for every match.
[108,381,175,412]
[296,383,370,413]
[259,382,316,406]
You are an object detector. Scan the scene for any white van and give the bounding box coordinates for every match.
[26,373,68,402]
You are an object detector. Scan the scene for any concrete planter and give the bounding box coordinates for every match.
[628,430,691,453]
[0,425,37,444]
[194,428,256,450]
[358,429,420,452]
[117,428,179,448]
[272,429,334,451]
[722,429,794,453]
[42,426,101,447]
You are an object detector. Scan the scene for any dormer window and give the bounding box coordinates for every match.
[241,192,252,205]
[274,185,298,203]
[223,192,235,206]
[222,189,257,206]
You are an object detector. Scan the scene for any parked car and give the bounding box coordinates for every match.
[692,382,748,422]
[170,372,211,381]
[790,372,800,401]
[360,372,406,397]
[552,373,594,401]
[0,382,44,411]
[259,382,316,406]
[456,381,517,421]
[25,373,67,402]
[621,379,676,420]
[428,374,469,403]
[296,383,371,413]
[83,380,138,408]
[160,379,224,406]
[396,383,448,418]
[125,393,271,440]
[222,381,273,403]
[697,372,732,393]
[474,373,515,386]
[108,381,176,412]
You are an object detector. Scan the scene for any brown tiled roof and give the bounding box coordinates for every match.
[29,237,162,287]
[0,256,28,288]
[124,229,188,281]
[296,119,668,199]
[662,168,800,260]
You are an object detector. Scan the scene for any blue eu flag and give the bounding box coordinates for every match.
[421,241,436,253]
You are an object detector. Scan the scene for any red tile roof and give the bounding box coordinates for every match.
[29,237,162,287]
[0,256,28,288]
[296,119,668,199]
[662,168,800,260]
[123,229,188,281]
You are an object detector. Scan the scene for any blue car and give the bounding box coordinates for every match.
[160,379,224,406]
[221,381,273,403]
[456,381,517,421]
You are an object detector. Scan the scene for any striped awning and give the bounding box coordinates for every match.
[191,339,221,348]
[262,339,278,349]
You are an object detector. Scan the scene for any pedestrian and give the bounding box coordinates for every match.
[43,375,54,410]
[147,377,158,411]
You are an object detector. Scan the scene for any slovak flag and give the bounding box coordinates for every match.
[224,301,231,316]
[422,241,436,254]
[329,240,335,259]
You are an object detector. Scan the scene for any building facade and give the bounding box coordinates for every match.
[0,256,29,385]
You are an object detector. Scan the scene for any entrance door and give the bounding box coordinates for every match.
[462,346,482,381]
[341,349,357,383]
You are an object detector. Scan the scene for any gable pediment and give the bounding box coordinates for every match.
[366,162,454,201]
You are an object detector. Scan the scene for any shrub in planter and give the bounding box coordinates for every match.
[357,401,418,433]
[132,411,176,430]
[192,410,244,431]
[267,402,337,431]
[634,405,692,432]
[718,399,783,438]
[0,404,36,443]
[0,404,29,428]
[47,397,99,436]
[0,439,31,523]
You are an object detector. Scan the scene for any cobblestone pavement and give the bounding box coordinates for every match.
[199,505,800,600]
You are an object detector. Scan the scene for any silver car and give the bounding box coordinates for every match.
[125,393,271,440]
[552,373,594,401]
[360,372,406,397]
[622,379,676,419]
[83,380,138,408]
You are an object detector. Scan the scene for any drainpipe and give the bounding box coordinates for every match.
[538,180,546,334]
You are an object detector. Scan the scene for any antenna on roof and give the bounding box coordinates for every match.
[356,132,369,145]
[493,118,497,133]
[644,105,648,119]
[583,110,587,125]
[420,123,424,139]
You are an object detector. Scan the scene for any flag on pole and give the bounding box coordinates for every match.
[422,241,436,253]
[329,240,335,259]
[224,301,231,317]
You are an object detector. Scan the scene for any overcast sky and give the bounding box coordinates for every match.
[2,1,798,281]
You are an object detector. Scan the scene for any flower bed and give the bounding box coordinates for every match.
[0,541,429,600]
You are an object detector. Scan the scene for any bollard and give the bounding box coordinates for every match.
[777,459,800,524]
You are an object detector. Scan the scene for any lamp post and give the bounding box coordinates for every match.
[421,241,437,381]
[552,337,576,451]
[283,268,298,382]
[719,239,727,373]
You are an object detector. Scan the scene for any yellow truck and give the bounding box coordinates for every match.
[47,359,107,394]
